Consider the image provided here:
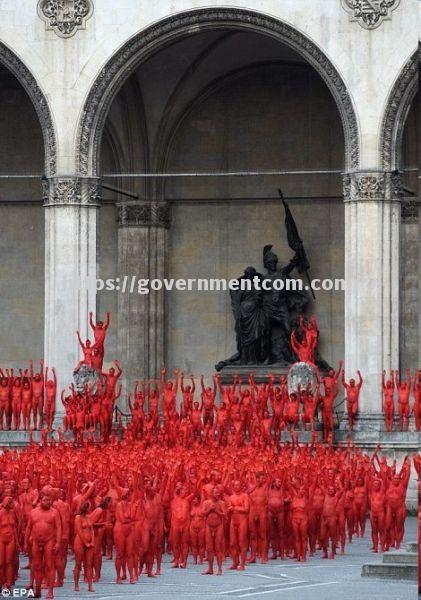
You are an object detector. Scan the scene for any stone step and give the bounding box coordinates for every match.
[382,551,417,565]
[405,541,418,553]
[361,562,417,581]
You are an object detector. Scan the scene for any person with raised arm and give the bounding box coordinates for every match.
[75,332,95,369]
[394,369,411,432]
[180,372,195,419]
[30,360,44,430]
[161,368,179,418]
[290,329,316,365]
[342,370,363,431]
[44,367,57,431]
[382,370,395,432]
[89,311,110,371]
[200,375,217,427]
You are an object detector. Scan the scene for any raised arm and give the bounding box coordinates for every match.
[335,360,343,380]
[290,332,299,354]
[212,374,217,397]
[160,368,166,394]
[114,360,123,377]
[89,311,95,330]
[357,370,363,389]
[76,331,84,349]
[174,368,179,395]
[314,382,320,405]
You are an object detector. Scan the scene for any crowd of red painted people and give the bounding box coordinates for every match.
[0,312,419,598]
[0,312,419,440]
[0,362,56,432]
[0,437,416,598]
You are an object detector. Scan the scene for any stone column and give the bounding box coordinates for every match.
[117,201,170,409]
[44,177,101,409]
[343,171,402,429]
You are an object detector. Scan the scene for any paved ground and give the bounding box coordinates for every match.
[14,518,417,600]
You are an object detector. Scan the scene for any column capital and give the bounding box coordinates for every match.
[117,201,171,228]
[43,176,102,207]
[401,200,419,223]
[342,170,403,203]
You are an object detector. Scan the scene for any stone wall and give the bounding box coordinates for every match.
[0,204,44,367]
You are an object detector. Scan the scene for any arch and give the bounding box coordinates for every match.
[160,60,345,182]
[380,49,418,171]
[0,41,57,176]
[76,7,360,177]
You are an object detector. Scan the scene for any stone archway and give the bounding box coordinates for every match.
[76,7,360,177]
[0,41,56,176]
[379,49,418,171]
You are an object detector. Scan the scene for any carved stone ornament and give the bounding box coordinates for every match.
[43,177,101,206]
[341,1,401,30]
[37,0,94,38]
[343,171,403,203]
[118,203,171,228]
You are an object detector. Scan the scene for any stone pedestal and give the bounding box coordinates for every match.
[117,201,170,409]
[44,177,101,408]
[343,171,402,421]
[218,363,290,385]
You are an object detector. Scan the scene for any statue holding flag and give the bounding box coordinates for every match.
[216,189,324,371]
[261,189,313,364]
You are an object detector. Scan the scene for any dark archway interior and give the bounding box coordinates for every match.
[0,64,45,365]
[99,29,345,375]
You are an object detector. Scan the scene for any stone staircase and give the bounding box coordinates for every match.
[361,541,418,580]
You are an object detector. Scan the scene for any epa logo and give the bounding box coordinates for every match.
[1,590,35,598]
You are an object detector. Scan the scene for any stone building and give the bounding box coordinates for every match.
[0,0,419,455]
